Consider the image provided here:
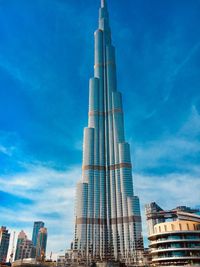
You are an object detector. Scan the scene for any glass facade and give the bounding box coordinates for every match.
[32,221,44,247]
[146,203,200,266]
[36,228,47,259]
[0,226,10,263]
[73,0,143,264]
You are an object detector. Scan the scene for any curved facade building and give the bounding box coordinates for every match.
[73,0,144,264]
[146,203,200,266]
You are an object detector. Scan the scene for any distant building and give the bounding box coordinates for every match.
[0,226,10,263]
[32,222,44,247]
[15,231,36,261]
[36,228,47,259]
[12,258,55,267]
[145,202,200,266]
[57,255,66,267]
[142,248,152,267]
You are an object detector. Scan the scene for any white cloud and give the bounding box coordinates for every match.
[1,102,199,256]
[134,171,200,248]
[0,163,82,259]
[172,42,200,78]
[132,105,200,172]
[130,105,200,247]
[0,145,12,156]
[135,172,200,209]
[180,105,200,138]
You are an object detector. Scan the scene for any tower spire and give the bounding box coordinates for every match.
[73,0,144,264]
[101,0,107,8]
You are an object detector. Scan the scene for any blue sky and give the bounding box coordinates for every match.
[0,0,200,258]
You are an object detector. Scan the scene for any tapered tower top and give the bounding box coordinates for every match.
[101,0,107,8]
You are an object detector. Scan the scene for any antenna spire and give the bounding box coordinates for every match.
[101,0,107,8]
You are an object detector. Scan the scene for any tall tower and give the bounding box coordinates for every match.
[0,226,10,263]
[32,221,45,247]
[74,0,143,263]
[36,227,47,260]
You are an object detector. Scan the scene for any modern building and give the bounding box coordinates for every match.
[36,228,47,260]
[142,248,152,267]
[73,0,144,264]
[12,258,55,267]
[0,226,10,263]
[145,203,200,266]
[57,255,66,267]
[32,222,45,247]
[15,230,36,261]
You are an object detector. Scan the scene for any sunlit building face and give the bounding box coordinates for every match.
[73,0,144,264]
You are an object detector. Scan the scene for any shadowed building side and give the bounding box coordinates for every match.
[0,226,10,263]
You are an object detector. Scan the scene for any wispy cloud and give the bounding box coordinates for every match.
[171,42,200,79]
[131,104,200,240]
[0,0,199,256]
[0,163,81,257]
[0,145,13,156]
[132,105,200,173]
[136,171,200,209]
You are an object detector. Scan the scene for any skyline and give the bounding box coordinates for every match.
[0,0,200,258]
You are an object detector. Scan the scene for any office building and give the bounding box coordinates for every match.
[15,230,36,261]
[36,227,47,260]
[32,222,44,247]
[0,226,10,263]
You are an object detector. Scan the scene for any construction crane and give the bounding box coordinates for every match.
[9,231,16,264]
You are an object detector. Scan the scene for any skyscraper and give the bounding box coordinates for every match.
[32,221,44,247]
[73,0,143,264]
[15,230,36,261]
[0,226,10,263]
[36,227,47,260]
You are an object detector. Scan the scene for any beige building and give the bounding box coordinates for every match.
[145,203,200,266]
[15,230,36,261]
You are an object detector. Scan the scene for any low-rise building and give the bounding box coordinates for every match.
[12,258,55,267]
[145,203,200,266]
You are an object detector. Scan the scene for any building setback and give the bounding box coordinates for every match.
[15,231,36,261]
[0,226,10,263]
[73,0,143,264]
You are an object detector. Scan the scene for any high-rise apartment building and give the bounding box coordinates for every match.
[73,0,143,264]
[0,226,10,263]
[145,203,200,266]
[36,227,47,260]
[15,230,36,261]
[32,221,44,247]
